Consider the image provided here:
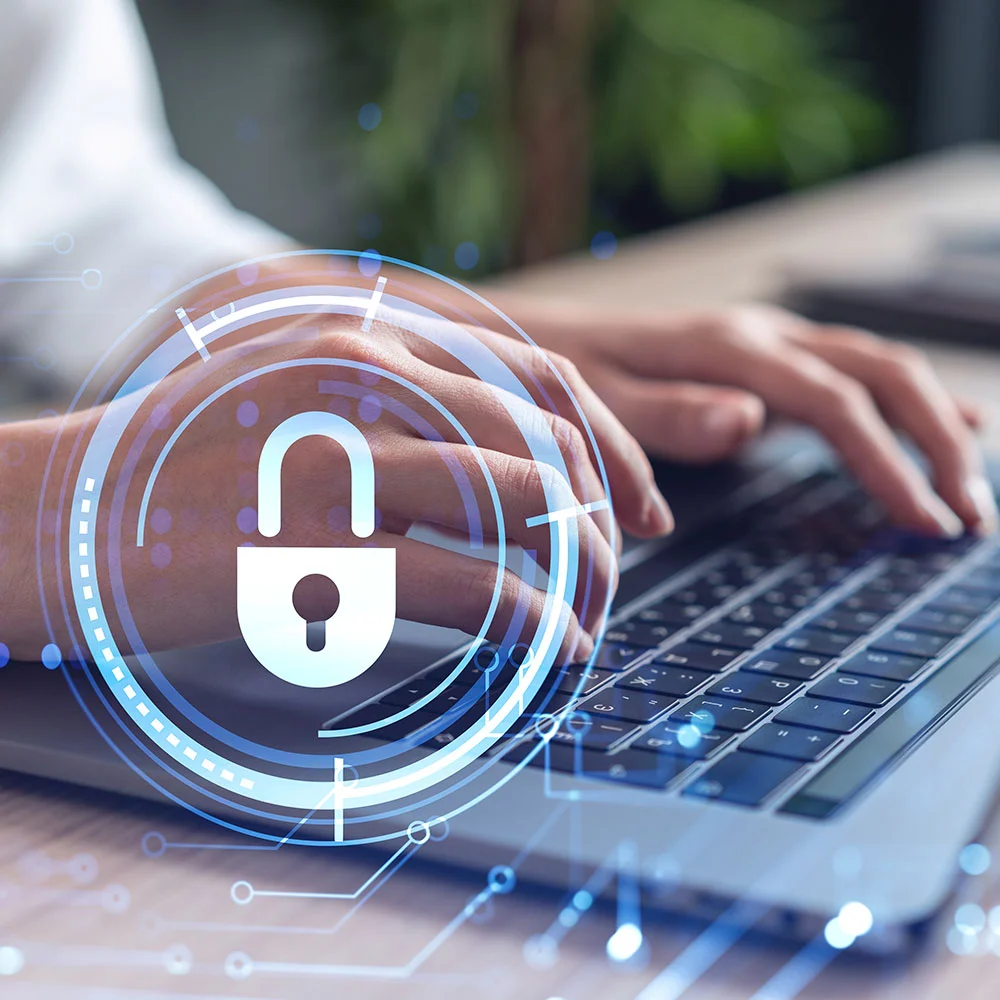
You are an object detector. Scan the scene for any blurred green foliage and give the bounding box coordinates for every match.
[317,0,889,275]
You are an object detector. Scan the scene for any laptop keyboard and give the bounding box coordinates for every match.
[329,471,1000,818]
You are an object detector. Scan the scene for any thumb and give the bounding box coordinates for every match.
[622,382,766,463]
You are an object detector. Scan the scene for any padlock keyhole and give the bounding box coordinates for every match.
[292,574,341,653]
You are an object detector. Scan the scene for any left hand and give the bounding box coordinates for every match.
[520,301,996,538]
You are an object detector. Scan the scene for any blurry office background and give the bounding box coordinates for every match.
[136,0,1000,279]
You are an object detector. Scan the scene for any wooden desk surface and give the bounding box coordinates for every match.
[6,148,1000,999]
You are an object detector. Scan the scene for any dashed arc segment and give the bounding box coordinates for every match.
[74,479,255,793]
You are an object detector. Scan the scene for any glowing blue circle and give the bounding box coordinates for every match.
[454,241,479,271]
[358,102,382,131]
[40,643,61,669]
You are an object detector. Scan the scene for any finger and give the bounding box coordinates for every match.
[955,396,985,430]
[601,377,765,463]
[798,329,998,534]
[409,326,672,538]
[388,532,593,662]
[632,327,966,536]
[374,442,618,638]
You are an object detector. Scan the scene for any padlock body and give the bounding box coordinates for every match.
[237,546,396,688]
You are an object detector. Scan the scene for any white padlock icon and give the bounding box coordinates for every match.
[236,411,396,688]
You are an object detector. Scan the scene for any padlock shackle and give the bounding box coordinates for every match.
[256,411,376,539]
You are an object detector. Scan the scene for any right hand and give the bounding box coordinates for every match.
[81,311,672,662]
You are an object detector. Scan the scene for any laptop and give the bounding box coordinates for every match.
[4,426,1000,952]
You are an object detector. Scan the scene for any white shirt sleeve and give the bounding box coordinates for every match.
[0,0,293,389]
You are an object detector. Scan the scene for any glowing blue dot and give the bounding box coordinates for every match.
[455,91,478,120]
[357,212,382,240]
[487,865,516,894]
[677,723,702,749]
[0,644,8,668]
[358,249,382,277]
[590,231,618,260]
[947,925,977,955]
[41,644,62,670]
[823,917,854,950]
[0,945,24,976]
[959,843,991,876]
[358,394,382,424]
[955,903,986,934]
[690,711,715,735]
[837,901,873,937]
[454,241,479,271]
[606,922,643,963]
[151,542,172,569]
[237,401,259,428]
[150,507,172,535]
[236,262,259,287]
[572,889,593,910]
[558,908,579,928]
[358,102,382,131]
[237,507,258,535]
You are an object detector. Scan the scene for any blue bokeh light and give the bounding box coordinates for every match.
[358,102,382,131]
[590,231,618,260]
[454,241,480,271]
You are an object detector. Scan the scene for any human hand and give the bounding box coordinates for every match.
[527,302,995,538]
[5,309,672,662]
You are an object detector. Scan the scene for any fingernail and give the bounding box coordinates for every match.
[920,494,965,539]
[646,487,674,535]
[575,629,595,661]
[966,475,999,536]
[700,404,746,444]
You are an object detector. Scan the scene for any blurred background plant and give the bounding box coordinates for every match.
[312,0,890,276]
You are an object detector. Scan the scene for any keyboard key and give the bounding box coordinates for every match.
[510,742,693,788]
[668,696,768,733]
[742,650,831,681]
[672,581,739,607]
[760,585,823,610]
[932,586,997,616]
[591,643,647,672]
[902,608,976,638]
[808,606,884,634]
[555,665,614,696]
[632,722,733,760]
[778,628,858,657]
[842,586,910,614]
[618,663,711,698]
[654,642,741,673]
[774,698,874,733]
[808,673,902,707]
[727,600,798,629]
[692,622,772,650]
[962,565,1000,594]
[741,724,839,762]
[684,752,804,807]
[548,718,637,750]
[838,649,928,682]
[579,689,676,724]
[870,628,951,659]
[706,672,803,706]
[638,600,707,627]
[604,620,674,648]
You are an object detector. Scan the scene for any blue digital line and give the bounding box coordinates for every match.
[749,936,838,1000]
[632,900,767,1000]
[236,841,413,902]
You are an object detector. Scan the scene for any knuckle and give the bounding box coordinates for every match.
[883,341,930,377]
[548,414,586,462]
[819,374,870,420]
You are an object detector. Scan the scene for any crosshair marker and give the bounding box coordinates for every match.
[525,498,610,528]
[361,276,388,332]
[176,307,211,361]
